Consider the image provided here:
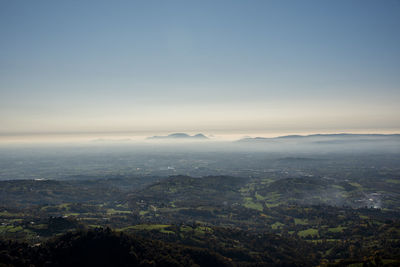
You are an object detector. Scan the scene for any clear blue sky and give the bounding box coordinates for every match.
[1,0,399,137]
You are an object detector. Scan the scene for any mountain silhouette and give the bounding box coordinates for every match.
[148,133,208,140]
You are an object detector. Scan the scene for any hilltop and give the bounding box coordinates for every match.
[147,133,208,140]
[237,133,400,143]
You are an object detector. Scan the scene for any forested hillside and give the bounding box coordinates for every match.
[1,172,400,266]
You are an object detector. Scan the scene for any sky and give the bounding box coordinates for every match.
[1,0,399,141]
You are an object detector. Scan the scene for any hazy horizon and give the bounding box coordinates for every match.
[1,129,400,145]
[1,1,400,143]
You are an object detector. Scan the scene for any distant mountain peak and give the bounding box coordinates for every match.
[193,133,207,138]
[237,133,400,143]
[168,133,190,138]
[147,133,208,140]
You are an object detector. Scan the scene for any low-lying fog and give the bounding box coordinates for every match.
[0,133,399,181]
